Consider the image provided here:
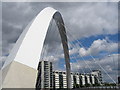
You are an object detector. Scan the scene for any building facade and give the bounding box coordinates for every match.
[85,74,91,85]
[90,74,95,85]
[53,71,68,89]
[36,61,102,89]
[36,61,53,89]
[80,74,86,85]
[53,71,60,88]
[91,70,102,84]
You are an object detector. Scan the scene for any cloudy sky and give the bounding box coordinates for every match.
[1,2,119,83]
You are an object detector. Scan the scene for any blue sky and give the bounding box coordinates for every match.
[58,33,119,68]
[72,33,119,48]
[2,2,119,83]
[57,31,119,83]
[69,33,118,56]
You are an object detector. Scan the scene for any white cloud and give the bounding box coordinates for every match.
[2,2,118,56]
[69,48,78,55]
[65,2,118,40]
[79,39,118,56]
[70,54,119,82]
[2,2,118,82]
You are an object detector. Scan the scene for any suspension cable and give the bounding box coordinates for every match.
[60,22,116,84]
[62,30,102,85]
[40,19,54,60]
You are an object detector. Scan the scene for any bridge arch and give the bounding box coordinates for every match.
[3,7,71,88]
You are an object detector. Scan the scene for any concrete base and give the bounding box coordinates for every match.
[2,61,38,88]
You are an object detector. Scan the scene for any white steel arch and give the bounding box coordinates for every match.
[3,7,71,88]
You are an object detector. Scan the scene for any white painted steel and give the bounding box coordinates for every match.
[3,7,57,69]
[2,7,71,88]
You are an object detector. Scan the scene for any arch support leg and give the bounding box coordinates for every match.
[53,12,71,89]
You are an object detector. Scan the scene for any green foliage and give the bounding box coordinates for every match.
[73,84,79,88]
[103,83,116,86]
[91,83,101,87]
[85,83,91,87]
[79,84,85,88]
